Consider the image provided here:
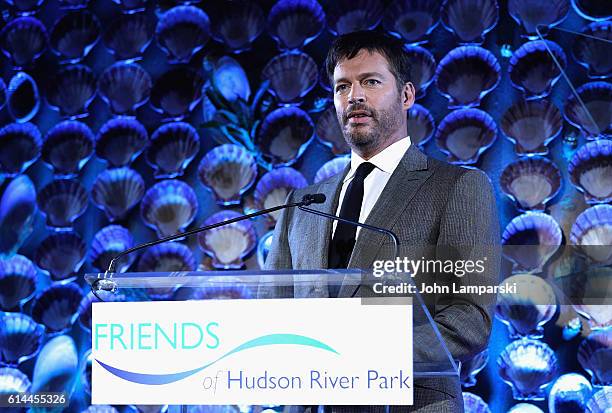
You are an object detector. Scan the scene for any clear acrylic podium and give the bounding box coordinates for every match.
[85,269,459,382]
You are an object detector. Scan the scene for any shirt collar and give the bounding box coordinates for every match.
[344,136,412,182]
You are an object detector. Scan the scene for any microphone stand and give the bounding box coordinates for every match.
[91,194,325,299]
[298,205,400,298]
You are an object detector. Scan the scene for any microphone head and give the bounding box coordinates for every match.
[301,193,326,205]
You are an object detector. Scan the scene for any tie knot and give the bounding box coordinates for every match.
[355,162,375,180]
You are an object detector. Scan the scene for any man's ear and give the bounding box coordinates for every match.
[402,82,416,110]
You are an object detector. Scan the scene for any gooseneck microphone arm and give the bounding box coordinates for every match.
[298,204,400,298]
[103,193,327,276]
[297,205,400,261]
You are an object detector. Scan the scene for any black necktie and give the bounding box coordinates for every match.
[328,161,376,270]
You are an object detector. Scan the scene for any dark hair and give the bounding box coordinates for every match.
[325,30,412,92]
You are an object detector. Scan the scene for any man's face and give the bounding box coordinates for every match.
[332,50,414,158]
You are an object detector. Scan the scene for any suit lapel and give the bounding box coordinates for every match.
[339,145,434,297]
[305,165,348,269]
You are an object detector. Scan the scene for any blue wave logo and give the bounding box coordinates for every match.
[95,333,339,385]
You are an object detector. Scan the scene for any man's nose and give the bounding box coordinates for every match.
[348,83,366,104]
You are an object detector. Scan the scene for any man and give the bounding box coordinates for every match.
[261,31,500,413]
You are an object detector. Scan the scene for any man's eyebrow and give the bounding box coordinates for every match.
[333,72,387,84]
[358,71,386,79]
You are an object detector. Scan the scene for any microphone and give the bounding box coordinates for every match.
[297,203,400,298]
[102,193,327,277]
[301,193,326,205]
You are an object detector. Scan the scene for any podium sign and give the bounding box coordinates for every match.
[92,297,413,406]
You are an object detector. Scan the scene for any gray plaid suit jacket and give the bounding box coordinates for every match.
[261,144,501,413]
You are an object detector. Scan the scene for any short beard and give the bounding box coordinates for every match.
[338,98,404,155]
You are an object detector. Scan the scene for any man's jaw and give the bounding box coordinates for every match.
[343,128,380,158]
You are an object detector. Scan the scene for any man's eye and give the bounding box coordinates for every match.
[335,84,348,93]
[365,79,380,86]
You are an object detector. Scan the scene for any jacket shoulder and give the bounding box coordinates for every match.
[428,156,491,185]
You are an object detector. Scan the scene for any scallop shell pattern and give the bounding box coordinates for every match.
[0,122,41,177]
[460,349,489,388]
[155,5,210,63]
[97,62,152,115]
[501,99,563,156]
[440,0,499,44]
[463,392,492,413]
[570,204,612,265]
[382,0,442,45]
[0,313,44,366]
[501,212,562,273]
[548,373,593,413]
[140,179,199,238]
[314,156,350,184]
[500,156,562,211]
[267,0,326,51]
[434,108,497,165]
[509,40,567,100]
[31,282,83,334]
[146,121,200,179]
[198,210,257,269]
[138,241,196,299]
[42,120,94,177]
[435,46,501,108]
[572,21,612,79]
[91,167,145,221]
[0,16,48,68]
[4,0,45,15]
[577,329,612,386]
[497,338,559,400]
[0,254,37,311]
[95,117,148,167]
[150,66,204,120]
[0,367,31,395]
[89,225,135,273]
[103,13,153,62]
[254,167,308,226]
[568,140,612,204]
[256,106,314,167]
[261,52,318,105]
[563,81,611,139]
[508,0,570,39]
[327,0,384,36]
[586,386,612,413]
[210,0,265,53]
[34,231,86,283]
[404,45,436,99]
[37,179,88,230]
[197,144,257,206]
[137,242,196,273]
[495,273,557,339]
[555,267,612,331]
[315,106,350,155]
[49,11,101,63]
[408,103,436,147]
[46,64,96,119]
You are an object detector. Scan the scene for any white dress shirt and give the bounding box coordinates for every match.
[332,136,412,237]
